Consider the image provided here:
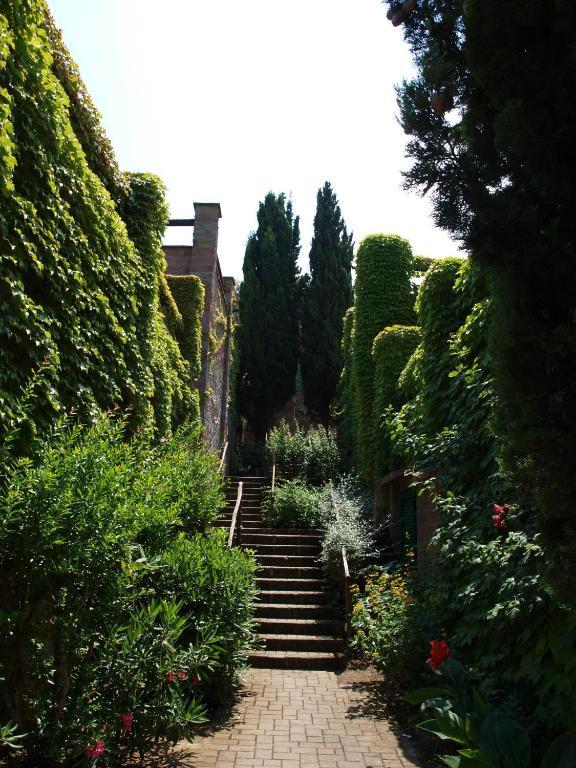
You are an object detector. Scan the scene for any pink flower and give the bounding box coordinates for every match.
[121,712,133,733]
[492,503,510,532]
[178,671,187,680]
[85,740,105,758]
[166,672,175,683]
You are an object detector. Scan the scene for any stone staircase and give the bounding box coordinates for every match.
[214,476,346,670]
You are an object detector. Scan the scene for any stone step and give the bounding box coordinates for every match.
[255,577,327,591]
[257,590,338,605]
[256,604,342,620]
[242,533,322,546]
[247,650,345,670]
[251,544,320,557]
[258,617,343,636]
[249,527,323,536]
[256,555,318,568]
[257,565,323,579]
[261,633,346,652]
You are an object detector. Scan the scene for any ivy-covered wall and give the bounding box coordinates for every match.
[372,325,420,476]
[0,0,200,446]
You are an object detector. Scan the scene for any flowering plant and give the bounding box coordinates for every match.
[405,649,576,767]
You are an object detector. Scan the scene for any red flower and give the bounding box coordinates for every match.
[492,503,510,531]
[166,672,175,683]
[85,740,105,758]
[178,671,187,680]
[427,640,450,670]
[121,712,133,733]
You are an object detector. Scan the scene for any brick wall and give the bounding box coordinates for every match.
[164,203,235,457]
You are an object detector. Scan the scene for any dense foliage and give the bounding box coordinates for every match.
[0,415,256,764]
[300,182,353,425]
[0,0,200,449]
[317,479,375,577]
[237,193,301,440]
[262,478,322,529]
[335,307,356,470]
[388,0,576,595]
[351,234,415,483]
[357,255,576,741]
[266,420,340,484]
[372,325,420,476]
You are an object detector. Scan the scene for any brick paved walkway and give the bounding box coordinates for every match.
[166,668,423,768]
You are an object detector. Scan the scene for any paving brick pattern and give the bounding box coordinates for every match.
[169,668,423,768]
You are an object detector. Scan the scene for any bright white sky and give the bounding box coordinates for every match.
[48,0,460,279]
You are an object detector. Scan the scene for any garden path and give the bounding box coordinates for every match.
[165,667,423,768]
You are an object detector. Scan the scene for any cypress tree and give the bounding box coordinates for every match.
[237,193,300,441]
[301,182,354,425]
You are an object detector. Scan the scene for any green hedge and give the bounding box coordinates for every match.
[0,1,201,447]
[372,325,420,476]
[352,234,415,483]
[166,274,204,380]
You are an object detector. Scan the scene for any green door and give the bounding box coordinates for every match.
[399,489,417,557]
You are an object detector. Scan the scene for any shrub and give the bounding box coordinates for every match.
[267,421,339,483]
[0,415,255,764]
[352,234,415,483]
[262,479,322,529]
[317,479,375,576]
[351,560,432,677]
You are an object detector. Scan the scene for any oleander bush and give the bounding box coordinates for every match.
[0,415,257,764]
[266,421,339,483]
[262,478,322,529]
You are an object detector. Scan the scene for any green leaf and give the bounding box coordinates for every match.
[403,686,455,705]
[441,757,461,768]
[490,717,531,768]
[541,732,576,768]
[458,749,498,768]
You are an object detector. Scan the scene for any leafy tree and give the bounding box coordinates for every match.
[387,0,576,593]
[301,182,354,425]
[237,193,300,440]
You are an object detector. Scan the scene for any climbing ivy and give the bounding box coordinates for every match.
[372,325,420,476]
[0,0,201,448]
[352,234,415,483]
[166,275,204,380]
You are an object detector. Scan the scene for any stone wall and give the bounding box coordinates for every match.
[163,203,235,458]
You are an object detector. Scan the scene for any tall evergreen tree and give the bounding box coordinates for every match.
[237,193,300,440]
[301,182,354,425]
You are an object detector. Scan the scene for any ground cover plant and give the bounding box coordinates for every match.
[0,415,257,765]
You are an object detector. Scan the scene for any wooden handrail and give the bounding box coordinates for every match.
[219,441,228,475]
[271,462,276,493]
[342,546,352,642]
[227,481,243,548]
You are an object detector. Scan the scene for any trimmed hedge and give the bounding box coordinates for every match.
[372,325,420,476]
[352,235,415,483]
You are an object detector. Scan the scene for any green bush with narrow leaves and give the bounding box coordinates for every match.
[352,234,415,483]
[335,306,356,471]
[262,479,322,529]
[0,415,257,764]
[267,421,339,484]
